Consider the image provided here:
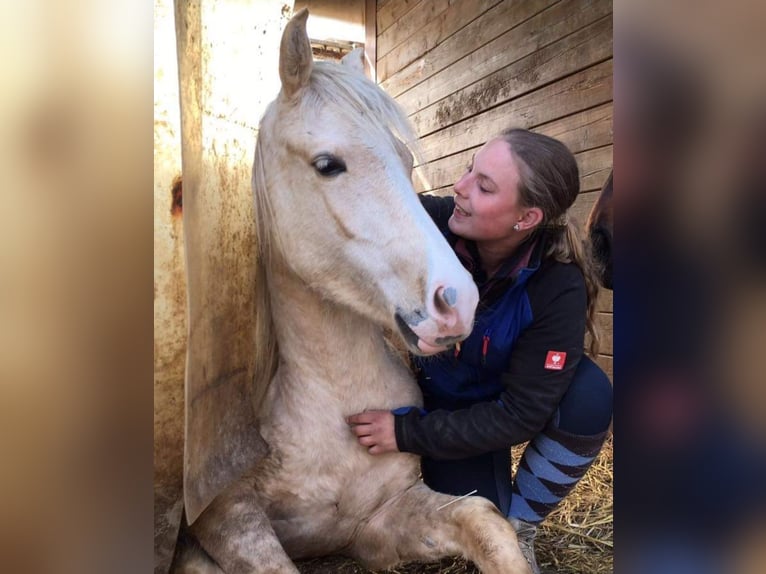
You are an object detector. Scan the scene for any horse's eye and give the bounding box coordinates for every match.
[312,155,346,177]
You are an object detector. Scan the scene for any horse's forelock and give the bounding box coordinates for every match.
[253,61,419,260]
[306,62,420,163]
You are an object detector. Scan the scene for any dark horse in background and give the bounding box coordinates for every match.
[587,169,613,290]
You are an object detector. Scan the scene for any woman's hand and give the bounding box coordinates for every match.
[346,410,398,455]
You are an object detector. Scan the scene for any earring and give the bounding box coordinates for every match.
[513,223,521,231]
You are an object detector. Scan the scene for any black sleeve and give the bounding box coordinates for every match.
[418,193,454,235]
[394,262,587,459]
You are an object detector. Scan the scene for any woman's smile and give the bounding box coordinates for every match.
[454,203,470,217]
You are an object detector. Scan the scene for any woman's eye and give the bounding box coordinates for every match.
[312,155,347,177]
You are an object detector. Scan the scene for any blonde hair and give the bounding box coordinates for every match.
[500,128,601,357]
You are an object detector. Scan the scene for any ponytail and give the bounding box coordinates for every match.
[500,128,602,357]
[545,218,602,357]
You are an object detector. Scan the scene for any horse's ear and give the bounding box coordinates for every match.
[279,8,313,99]
[341,47,365,76]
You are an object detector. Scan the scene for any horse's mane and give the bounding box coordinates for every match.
[250,60,419,411]
[251,134,279,416]
[306,61,419,159]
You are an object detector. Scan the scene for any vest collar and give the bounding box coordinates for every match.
[453,229,547,306]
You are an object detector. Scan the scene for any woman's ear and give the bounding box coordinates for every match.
[519,207,544,230]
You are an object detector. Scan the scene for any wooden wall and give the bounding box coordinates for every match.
[374,0,613,378]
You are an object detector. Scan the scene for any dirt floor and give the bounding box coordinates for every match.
[295,435,614,574]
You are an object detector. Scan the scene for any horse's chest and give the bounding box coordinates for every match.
[258,434,420,554]
[259,429,419,509]
[255,369,422,552]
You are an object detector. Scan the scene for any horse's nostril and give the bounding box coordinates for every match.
[433,286,457,316]
[442,286,457,307]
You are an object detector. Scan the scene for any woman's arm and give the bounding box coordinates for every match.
[393,262,588,459]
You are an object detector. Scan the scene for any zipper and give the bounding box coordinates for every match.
[481,329,491,365]
[453,330,490,365]
[453,341,461,365]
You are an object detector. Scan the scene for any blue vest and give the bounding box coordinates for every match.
[414,264,538,411]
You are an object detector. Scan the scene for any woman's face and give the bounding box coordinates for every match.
[448,138,526,242]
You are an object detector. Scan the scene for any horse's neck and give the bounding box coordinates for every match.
[267,264,409,402]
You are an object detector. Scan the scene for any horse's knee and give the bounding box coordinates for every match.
[452,494,504,522]
[170,534,224,574]
[453,497,507,544]
[189,483,298,574]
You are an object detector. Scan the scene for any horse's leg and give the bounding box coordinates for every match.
[187,479,299,574]
[350,483,531,574]
[170,533,224,574]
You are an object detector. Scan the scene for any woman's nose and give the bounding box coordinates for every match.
[454,173,469,197]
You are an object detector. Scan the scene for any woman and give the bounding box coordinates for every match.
[347,129,613,573]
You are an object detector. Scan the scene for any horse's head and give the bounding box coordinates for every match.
[587,170,613,290]
[252,9,478,355]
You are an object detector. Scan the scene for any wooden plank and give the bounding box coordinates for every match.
[570,190,599,228]
[416,60,613,165]
[594,354,613,381]
[365,0,377,82]
[410,15,612,136]
[378,0,451,59]
[403,2,612,123]
[377,0,503,83]
[571,156,611,226]
[596,286,613,313]
[413,104,613,193]
[535,102,613,154]
[377,0,420,34]
[577,145,612,192]
[413,147,474,193]
[586,320,612,356]
[381,0,554,98]
[388,0,611,107]
[596,311,613,355]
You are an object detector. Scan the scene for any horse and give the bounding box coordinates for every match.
[586,169,613,290]
[172,9,530,574]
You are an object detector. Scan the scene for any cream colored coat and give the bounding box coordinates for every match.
[175,9,529,574]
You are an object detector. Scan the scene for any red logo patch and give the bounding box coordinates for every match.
[544,351,567,370]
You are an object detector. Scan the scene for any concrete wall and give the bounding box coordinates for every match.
[153,1,293,571]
